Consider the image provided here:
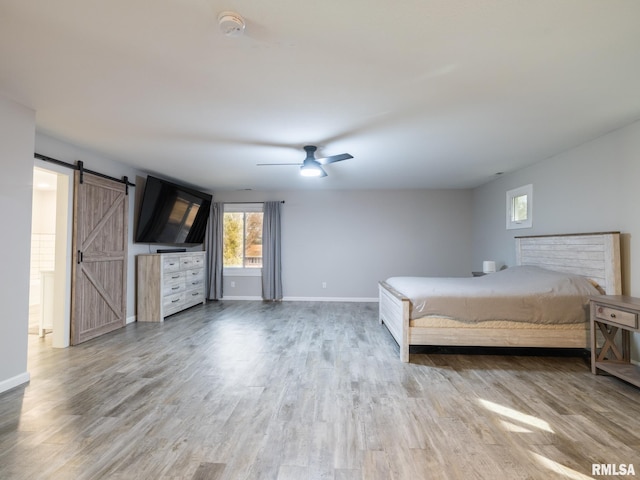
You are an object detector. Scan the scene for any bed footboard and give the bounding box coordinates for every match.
[378,281,411,362]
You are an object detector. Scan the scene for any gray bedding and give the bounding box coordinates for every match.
[385,266,599,324]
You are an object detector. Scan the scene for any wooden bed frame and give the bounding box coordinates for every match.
[379,232,622,362]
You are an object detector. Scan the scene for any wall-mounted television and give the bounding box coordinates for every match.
[135,175,212,245]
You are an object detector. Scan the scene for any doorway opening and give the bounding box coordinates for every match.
[28,162,73,348]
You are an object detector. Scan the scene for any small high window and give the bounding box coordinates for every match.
[506,184,532,230]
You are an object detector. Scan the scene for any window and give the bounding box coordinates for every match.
[223,204,263,274]
[506,184,532,229]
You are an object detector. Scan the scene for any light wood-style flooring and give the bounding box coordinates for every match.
[1,301,639,479]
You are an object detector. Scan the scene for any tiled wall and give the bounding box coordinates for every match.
[29,233,55,306]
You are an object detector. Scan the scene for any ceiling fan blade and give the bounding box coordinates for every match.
[317,153,353,165]
[256,163,302,166]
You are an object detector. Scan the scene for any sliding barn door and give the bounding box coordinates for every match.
[71,171,128,345]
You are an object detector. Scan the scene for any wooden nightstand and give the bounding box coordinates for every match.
[590,295,640,388]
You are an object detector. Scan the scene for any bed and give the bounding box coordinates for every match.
[379,232,622,362]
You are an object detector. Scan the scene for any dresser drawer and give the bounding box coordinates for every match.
[179,256,194,269]
[163,291,186,314]
[164,270,185,284]
[163,256,181,272]
[163,279,185,296]
[186,267,204,280]
[186,277,204,290]
[183,288,205,308]
[192,255,204,268]
[594,304,638,328]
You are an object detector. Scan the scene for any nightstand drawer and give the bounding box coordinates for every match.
[594,304,638,328]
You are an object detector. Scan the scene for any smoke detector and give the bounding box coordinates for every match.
[218,12,245,37]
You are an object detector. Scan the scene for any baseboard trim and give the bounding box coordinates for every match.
[283,296,378,303]
[222,296,263,301]
[126,315,136,325]
[220,296,379,302]
[0,372,30,394]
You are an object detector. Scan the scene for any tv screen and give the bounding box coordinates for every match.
[135,176,212,245]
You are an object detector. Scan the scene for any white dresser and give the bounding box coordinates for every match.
[137,251,206,322]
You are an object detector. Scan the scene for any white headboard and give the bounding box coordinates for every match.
[515,232,621,295]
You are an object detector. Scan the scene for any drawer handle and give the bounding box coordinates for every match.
[192,292,199,297]
[172,299,180,303]
[610,313,617,319]
[172,286,179,290]
[169,262,176,266]
[172,275,180,279]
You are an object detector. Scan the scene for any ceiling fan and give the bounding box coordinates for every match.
[257,145,353,177]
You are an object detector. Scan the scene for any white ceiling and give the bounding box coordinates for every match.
[2,1,640,191]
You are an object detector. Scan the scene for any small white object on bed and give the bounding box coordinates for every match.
[379,232,622,362]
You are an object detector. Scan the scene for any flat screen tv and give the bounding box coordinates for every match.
[135,175,212,245]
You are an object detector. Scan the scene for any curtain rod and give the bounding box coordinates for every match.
[34,153,136,188]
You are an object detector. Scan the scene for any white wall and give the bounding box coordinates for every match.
[0,96,35,393]
[471,119,640,361]
[215,189,473,299]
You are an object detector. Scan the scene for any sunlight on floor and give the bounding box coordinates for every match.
[498,420,534,433]
[531,452,595,480]
[478,398,553,433]
[478,398,598,479]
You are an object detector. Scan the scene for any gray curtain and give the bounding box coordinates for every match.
[206,202,224,300]
[262,201,282,300]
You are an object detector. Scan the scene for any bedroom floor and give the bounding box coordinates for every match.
[1,301,639,480]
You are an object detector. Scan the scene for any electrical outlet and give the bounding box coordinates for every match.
[230,281,236,288]
[322,282,327,289]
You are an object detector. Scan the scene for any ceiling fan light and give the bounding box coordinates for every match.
[300,164,324,177]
